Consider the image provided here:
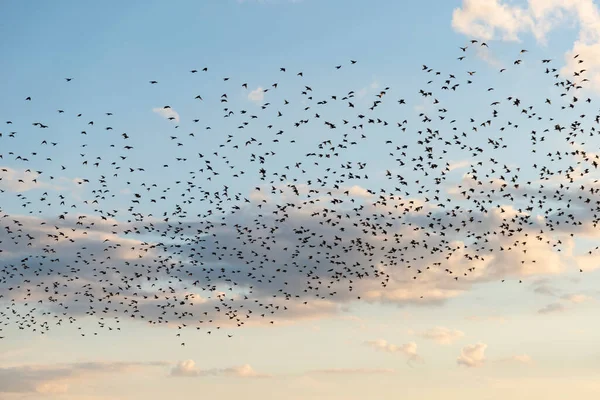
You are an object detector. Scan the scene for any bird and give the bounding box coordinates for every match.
[0,38,592,347]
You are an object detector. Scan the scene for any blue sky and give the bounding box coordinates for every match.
[2,1,600,399]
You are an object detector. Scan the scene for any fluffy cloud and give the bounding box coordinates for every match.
[457,342,487,368]
[248,87,265,102]
[417,326,465,345]
[452,0,535,41]
[152,107,180,122]
[170,360,270,378]
[452,0,600,92]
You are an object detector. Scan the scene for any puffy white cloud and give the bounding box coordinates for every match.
[452,0,600,92]
[152,107,180,122]
[248,87,265,102]
[451,0,534,41]
[417,326,465,345]
[457,342,487,368]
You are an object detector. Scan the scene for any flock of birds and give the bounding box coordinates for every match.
[0,39,598,344]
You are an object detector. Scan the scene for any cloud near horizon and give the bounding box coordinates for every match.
[170,360,271,378]
[0,361,170,394]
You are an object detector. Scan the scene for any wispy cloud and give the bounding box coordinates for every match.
[0,361,169,394]
[307,367,396,375]
[538,302,567,314]
[561,293,594,303]
[170,360,271,378]
[0,167,65,193]
[417,326,465,345]
[496,354,533,364]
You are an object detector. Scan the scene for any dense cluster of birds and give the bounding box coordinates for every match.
[0,39,597,344]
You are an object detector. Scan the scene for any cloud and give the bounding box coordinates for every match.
[497,354,533,364]
[356,79,380,99]
[531,278,564,297]
[447,160,471,172]
[0,167,65,193]
[364,339,423,365]
[538,302,567,314]
[475,45,504,68]
[457,342,487,368]
[417,326,465,345]
[0,361,169,394]
[1,174,596,336]
[307,368,396,375]
[170,360,270,378]
[451,0,534,41]
[152,107,180,122]
[452,0,600,91]
[465,315,507,323]
[248,87,265,102]
[169,360,200,377]
[561,293,593,303]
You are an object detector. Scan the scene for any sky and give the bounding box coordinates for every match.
[1,0,600,399]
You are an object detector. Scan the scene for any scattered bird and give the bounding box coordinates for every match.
[0,42,592,344]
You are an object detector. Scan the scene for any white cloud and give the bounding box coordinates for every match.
[248,87,265,102]
[452,0,600,92]
[0,167,64,193]
[152,107,180,122]
[457,342,487,368]
[417,326,465,345]
[447,160,470,172]
[451,0,534,41]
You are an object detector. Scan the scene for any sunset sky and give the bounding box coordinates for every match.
[1,1,600,399]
